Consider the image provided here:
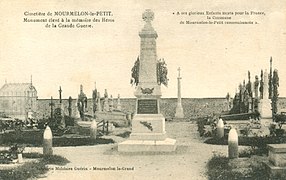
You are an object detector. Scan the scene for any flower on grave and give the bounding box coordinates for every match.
[9,144,25,154]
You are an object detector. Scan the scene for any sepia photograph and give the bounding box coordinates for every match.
[0,0,286,179]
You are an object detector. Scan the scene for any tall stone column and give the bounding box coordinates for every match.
[118,9,176,153]
[175,67,184,118]
[259,69,272,119]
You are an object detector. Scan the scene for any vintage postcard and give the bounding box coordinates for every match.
[0,0,286,179]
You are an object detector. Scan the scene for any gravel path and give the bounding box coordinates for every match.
[34,122,229,180]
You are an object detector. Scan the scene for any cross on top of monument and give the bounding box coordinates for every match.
[142,9,154,23]
[177,67,181,78]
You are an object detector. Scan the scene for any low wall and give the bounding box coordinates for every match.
[35,97,286,120]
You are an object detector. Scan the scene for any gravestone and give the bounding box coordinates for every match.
[118,9,176,152]
[265,144,286,178]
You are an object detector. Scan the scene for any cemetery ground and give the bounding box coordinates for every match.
[1,120,286,179]
[29,122,230,180]
[1,121,227,180]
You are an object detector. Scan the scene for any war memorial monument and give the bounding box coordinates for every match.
[118,9,176,152]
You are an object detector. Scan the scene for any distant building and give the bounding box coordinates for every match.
[0,81,37,120]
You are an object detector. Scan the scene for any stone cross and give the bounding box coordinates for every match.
[178,67,181,78]
[142,9,154,23]
[109,95,114,112]
[117,94,121,111]
[49,96,55,118]
[59,86,62,103]
[175,67,184,118]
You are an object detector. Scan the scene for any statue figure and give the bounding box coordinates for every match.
[157,58,168,87]
[130,56,140,86]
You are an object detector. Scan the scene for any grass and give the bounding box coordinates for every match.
[0,153,69,180]
[206,154,268,180]
[1,129,114,147]
[204,136,286,156]
[116,131,131,138]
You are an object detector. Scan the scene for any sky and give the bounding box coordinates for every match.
[0,0,285,99]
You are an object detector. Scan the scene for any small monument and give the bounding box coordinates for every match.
[259,69,272,119]
[175,67,184,119]
[103,89,109,112]
[68,96,72,117]
[43,126,53,155]
[49,96,55,118]
[117,94,122,111]
[97,92,102,112]
[118,9,176,152]
[92,82,98,117]
[109,95,114,112]
[77,85,87,120]
[59,86,65,128]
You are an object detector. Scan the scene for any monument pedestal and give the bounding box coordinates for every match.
[118,114,176,152]
[265,144,286,178]
[175,104,184,119]
[259,99,272,119]
[118,9,176,153]
[118,138,176,152]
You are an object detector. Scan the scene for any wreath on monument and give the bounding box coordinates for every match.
[130,57,169,87]
[157,58,168,87]
[130,56,140,86]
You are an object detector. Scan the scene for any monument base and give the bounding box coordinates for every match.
[264,161,286,178]
[175,104,184,119]
[118,138,176,152]
[259,99,272,119]
[118,113,176,152]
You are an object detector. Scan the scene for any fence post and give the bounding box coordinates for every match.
[106,121,109,135]
[102,120,105,134]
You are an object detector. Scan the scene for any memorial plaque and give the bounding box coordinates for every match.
[137,99,158,114]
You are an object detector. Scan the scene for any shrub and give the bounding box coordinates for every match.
[206,154,269,179]
[0,153,69,180]
[1,130,114,147]
[206,154,244,179]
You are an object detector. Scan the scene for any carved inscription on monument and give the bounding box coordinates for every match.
[137,99,158,114]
